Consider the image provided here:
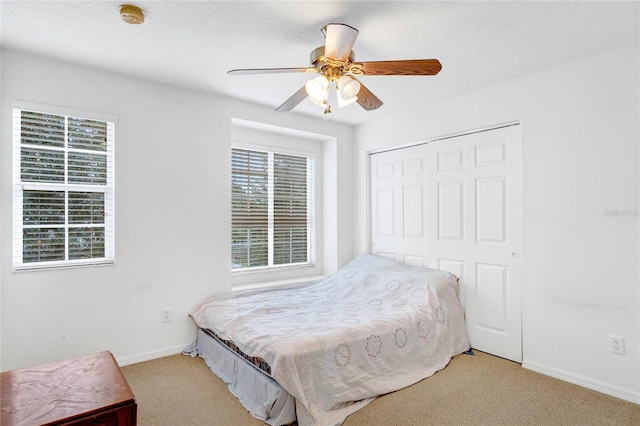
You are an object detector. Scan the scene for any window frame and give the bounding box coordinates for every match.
[231,141,317,275]
[12,101,116,271]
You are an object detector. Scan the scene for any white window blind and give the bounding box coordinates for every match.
[231,147,315,270]
[12,104,115,270]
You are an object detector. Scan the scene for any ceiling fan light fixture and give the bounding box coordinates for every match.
[305,75,329,101]
[337,75,360,107]
[337,75,359,98]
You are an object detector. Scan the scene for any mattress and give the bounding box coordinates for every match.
[203,327,272,375]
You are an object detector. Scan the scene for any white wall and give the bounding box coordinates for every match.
[0,50,354,370]
[354,43,639,403]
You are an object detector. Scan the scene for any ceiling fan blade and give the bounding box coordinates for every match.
[323,23,359,62]
[228,67,312,75]
[355,80,383,111]
[275,86,308,112]
[358,59,442,76]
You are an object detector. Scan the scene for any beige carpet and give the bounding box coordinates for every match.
[121,350,639,425]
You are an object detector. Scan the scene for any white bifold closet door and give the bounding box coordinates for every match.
[369,124,522,363]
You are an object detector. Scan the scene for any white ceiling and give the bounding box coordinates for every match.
[1,1,638,125]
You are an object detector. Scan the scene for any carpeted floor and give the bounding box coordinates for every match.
[121,350,640,425]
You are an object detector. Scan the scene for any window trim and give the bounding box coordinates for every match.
[12,101,117,271]
[231,141,317,275]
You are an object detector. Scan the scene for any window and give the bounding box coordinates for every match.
[231,147,315,270]
[12,102,115,270]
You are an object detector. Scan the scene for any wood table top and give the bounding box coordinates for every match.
[1,351,136,426]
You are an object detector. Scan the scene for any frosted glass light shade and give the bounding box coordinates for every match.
[305,76,329,101]
[337,75,360,108]
[337,76,360,99]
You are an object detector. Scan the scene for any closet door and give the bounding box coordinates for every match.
[426,125,522,362]
[369,124,522,362]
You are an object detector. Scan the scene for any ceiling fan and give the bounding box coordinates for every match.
[228,23,442,119]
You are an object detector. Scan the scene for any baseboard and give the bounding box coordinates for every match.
[522,359,640,404]
[116,343,190,367]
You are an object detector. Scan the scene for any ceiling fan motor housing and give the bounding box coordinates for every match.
[310,46,359,80]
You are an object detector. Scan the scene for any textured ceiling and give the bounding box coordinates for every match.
[1,1,638,125]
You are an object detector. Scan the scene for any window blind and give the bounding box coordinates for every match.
[231,147,314,270]
[231,148,269,268]
[13,106,115,270]
[273,153,309,265]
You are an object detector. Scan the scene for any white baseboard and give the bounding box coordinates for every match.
[522,359,640,404]
[116,343,190,367]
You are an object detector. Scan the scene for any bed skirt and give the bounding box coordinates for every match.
[184,328,296,425]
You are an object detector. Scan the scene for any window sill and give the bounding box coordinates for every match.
[13,260,115,272]
[232,275,325,293]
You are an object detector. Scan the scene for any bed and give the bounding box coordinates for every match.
[187,254,470,425]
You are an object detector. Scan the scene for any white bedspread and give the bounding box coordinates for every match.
[189,254,470,425]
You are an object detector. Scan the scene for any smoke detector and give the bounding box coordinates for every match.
[119,4,145,25]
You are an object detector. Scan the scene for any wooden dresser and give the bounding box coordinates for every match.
[1,351,137,425]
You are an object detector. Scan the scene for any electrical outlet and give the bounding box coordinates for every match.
[610,335,625,355]
[161,308,172,323]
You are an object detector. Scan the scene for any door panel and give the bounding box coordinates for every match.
[427,125,522,362]
[475,177,507,243]
[476,262,508,333]
[438,180,464,240]
[370,124,522,362]
[376,189,395,236]
[403,185,424,237]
